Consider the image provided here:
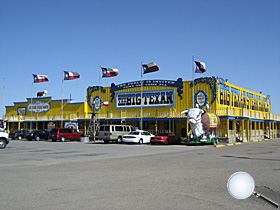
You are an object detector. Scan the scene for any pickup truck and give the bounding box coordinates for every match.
[0,131,10,149]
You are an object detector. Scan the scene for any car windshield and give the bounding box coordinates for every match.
[156,133,168,136]
[128,131,140,135]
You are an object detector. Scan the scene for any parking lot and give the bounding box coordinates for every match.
[0,139,196,167]
[1,139,279,210]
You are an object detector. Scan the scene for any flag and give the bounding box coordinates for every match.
[195,61,206,73]
[33,74,49,83]
[103,101,109,106]
[101,67,118,78]
[64,71,80,80]
[142,62,159,74]
[37,90,47,97]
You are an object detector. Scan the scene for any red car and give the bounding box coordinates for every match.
[150,132,181,145]
[49,128,83,142]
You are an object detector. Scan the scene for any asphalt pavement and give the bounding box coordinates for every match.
[0,139,279,210]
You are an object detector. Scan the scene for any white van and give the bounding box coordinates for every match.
[98,124,135,143]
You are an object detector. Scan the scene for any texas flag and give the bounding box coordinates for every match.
[102,67,119,78]
[64,71,80,80]
[33,74,49,83]
[195,61,206,73]
[103,101,109,106]
[142,62,159,74]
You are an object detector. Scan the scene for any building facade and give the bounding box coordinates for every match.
[5,77,280,142]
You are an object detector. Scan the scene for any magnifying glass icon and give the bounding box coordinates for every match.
[227,172,279,209]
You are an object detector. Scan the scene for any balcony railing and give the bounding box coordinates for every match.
[3,108,280,122]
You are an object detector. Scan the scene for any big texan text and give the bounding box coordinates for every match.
[116,89,174,108]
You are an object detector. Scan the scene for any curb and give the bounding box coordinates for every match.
[252,140,262,142]
[215,145,224,148]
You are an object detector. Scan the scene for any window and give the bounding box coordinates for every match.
[100,126,104,131]
[60,129,67,133]
[61,129,71,133]
[115,126,123,131]
[104,126,110,131]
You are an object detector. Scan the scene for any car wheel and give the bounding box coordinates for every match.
[116,136,122,143]
[17,136,22,140]
[61,137,66,142]
[164,140,169,145]
[139,139,143,144]
[0,139,7,149]
[52,139,56,142]
[35,136,40,141]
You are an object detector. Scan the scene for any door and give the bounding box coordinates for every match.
[142,131,152,143]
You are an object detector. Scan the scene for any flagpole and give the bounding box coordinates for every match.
[192,55,195,108]
[99,65,101,100]
[61,70,64,128]
[30,76,33,131]
[2,76,5,122]
[98,65,101,133]
[140,61,143,130]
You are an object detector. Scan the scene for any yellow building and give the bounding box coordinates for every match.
[5,76,280,143]
[5,97,90,134]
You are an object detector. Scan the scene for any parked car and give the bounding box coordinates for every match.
[0,130,10,149]
[150,132,181,145]
[123,130,154,144]
[26,130,49,141]
[9,130,30,140]
[97,124,135,143]
[49,128,83,142]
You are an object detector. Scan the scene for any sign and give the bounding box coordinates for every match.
[110,78,183,102]
[92,96,102,111]
[116,89,175,109]
[47,122,55,130]
[28,101,50,113]
[17,107,26,115]
[208,113,218,128]
[65,122,78,130]
[194,90,208,108]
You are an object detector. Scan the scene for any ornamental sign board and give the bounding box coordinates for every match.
[194,90,208,108]
[91,96,102,111]
[28,101,50,113]
[116,89,175,109]
[110,78,183,102]
[65,122,78,130]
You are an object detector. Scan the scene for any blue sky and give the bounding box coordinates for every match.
[0,0,279,115]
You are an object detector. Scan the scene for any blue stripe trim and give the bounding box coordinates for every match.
[66,102,84,105]
[26,97,52,100]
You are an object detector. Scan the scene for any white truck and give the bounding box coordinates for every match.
[0,130,10,149]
